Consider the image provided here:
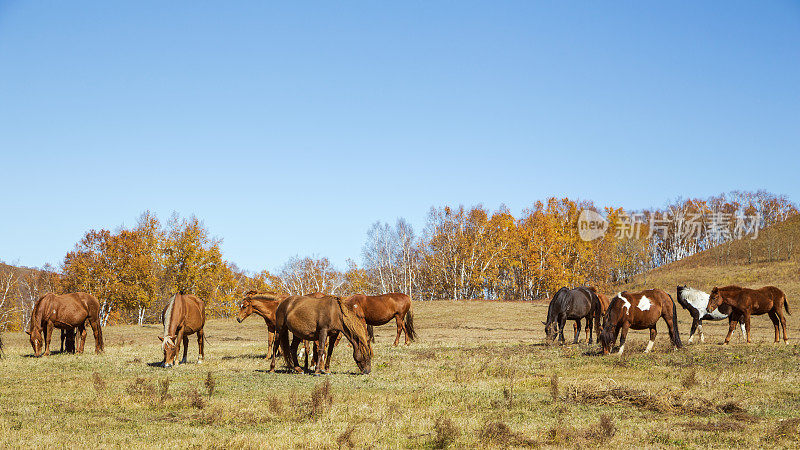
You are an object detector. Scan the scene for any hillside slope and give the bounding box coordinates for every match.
[619,214,800,301]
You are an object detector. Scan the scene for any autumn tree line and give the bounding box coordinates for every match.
[0,190,796,330]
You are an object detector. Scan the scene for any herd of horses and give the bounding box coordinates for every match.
[544,284,791,354]
[22,283,791,373]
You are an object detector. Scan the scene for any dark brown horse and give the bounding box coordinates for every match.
[269,295,372,374]
[706,285,791,344]
[159,293,206,367]
[599,289,682,355]
[544,286,602,344]
[27,292,104,356]
[344,293,416,346]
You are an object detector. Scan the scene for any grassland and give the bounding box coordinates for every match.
[2,299,800,449]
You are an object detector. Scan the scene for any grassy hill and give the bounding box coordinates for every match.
[619,214,800,301]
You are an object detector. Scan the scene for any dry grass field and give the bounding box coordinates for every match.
[2,297,800,448]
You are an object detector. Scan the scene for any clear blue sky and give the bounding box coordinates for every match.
[1,1,798,273]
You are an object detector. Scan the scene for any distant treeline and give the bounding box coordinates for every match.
[0,190,795,330]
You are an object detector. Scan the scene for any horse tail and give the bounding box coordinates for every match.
[668,293,683,349]
[404,302,417,342]
[784,294,791,315]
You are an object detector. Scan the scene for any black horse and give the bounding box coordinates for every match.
[543,286,603,344]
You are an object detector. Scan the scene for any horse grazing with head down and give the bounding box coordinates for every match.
[270,295,372,374]
[706,285,790,345]
[543,286,603,344]
[676,285,745,344]
[599,289,682,355]
[344,293,416,346]
[159,293,206,367]
[27,292,104,356]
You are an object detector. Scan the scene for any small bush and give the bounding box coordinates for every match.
[186,388,205,409]
[550,373,559,402]
[92,372,106,395]
[681,368,699,389]
[159,378,171,402]
[267,396,284,415]
[126,378,156,399]
[310,379,333,418]
[430,417,459,449]
[205,371,216,397]
[478,421,534,446]
[336,424,357,449]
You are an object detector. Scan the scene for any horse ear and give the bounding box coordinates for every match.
[157,336,164,342]
[541,321,547,325]
[25,330,31,335]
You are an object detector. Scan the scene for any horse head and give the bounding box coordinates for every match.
[706,287,721,313]
[339,300,372,374]
[543,321,558,343]
[237,297,253,323]
[28,328,43,357]
[158,335,177,367]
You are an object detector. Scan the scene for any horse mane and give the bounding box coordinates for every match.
[336,298,370,353]
[245,291,285,301]
[162,294,176,350]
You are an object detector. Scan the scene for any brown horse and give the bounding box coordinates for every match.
[27,292,104,356]
[344,293,416,346]
[599,289,682,355]
[159,293,206,367]
[269,295,372,374]
[706,285,791,344]
[236,291,287,355]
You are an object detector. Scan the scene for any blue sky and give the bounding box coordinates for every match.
[1,1,798,273]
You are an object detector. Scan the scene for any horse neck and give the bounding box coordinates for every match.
[30,295,51,331]
[250,298,278,317]
[165,295,183,336]
[545,297,560,324]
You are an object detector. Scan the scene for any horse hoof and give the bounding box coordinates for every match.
[293,367,304,374]
[197,359,204,364]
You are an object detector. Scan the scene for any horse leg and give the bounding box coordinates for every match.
[645,327,657,353]
[44,321,54,356]
[768,311,780,343]
[586,317,592,345]
[573,320,581,344]
[60,330,66,353]
[89,318,103,353]
[324,331,338,372]
[723,317,737,345]
[394,315,404,346]
[557,315,567,344]
[77,324,87,353]
[269,328,284,372]
[617,322,630,355]
[778,308,789,344]
[315,329,328,374]
[744,312,752,343]
[197,329,205,363]
[289,337,303,373]
[688,318,699,344]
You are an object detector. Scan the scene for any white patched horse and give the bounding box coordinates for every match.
[676,285,745,343]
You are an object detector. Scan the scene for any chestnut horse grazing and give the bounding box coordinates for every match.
[270,295,372,374]
[345,293,416,346]
[599,289,682,355]
[159,293,206,367]
[27,292,104,356]
[706,285,790,344]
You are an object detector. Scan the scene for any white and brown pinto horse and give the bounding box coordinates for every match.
[706,285,791,344]
[600,289,682,355]
[676,285,745,344]
[344,293,416,346]
[159,293,206,367]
